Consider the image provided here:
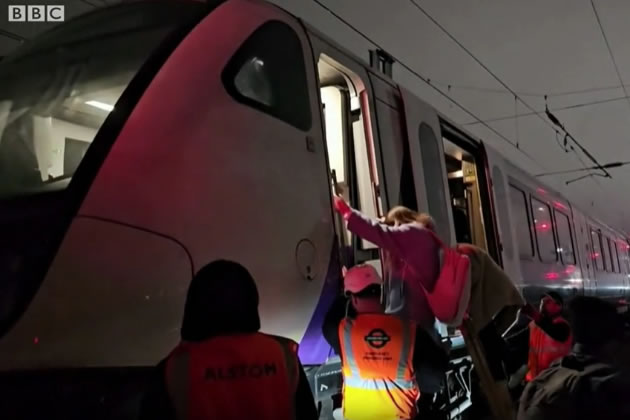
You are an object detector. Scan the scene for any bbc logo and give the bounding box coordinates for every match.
[8,5,65,22]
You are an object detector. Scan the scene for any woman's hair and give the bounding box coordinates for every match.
[417,213,436,231]
[384,206,435,231]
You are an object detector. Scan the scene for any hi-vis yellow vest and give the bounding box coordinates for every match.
[339,314,420,420]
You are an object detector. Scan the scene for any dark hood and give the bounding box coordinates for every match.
[180,260,261,342]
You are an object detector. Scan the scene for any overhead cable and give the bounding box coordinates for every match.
[408,0,610,180]
[463,95,629,126]
[590,0,630,108]
[311,0,543,168]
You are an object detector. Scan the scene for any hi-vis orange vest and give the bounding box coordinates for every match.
[339,313,420,420]
[165,333,299,420]
[525,317,572,382]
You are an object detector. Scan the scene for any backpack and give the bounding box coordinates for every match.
[423,231,472,327]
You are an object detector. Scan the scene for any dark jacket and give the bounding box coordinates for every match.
[139,261,318,420]
[517,347,630,420]
[322,295,450,393]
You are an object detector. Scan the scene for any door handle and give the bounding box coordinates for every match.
[305,136,316,153]
[296,239,317,281]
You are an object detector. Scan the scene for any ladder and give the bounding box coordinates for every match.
[460,317,515,420]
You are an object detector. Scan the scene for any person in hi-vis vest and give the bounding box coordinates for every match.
[524,292,572,382]
[328,264,437,420]
[140,260,318,420]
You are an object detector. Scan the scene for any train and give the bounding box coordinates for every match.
[0,0,628,418]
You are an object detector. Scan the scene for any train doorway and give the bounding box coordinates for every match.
[317,55,382,269]
[441,127,501,264]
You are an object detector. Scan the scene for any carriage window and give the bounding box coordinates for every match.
[614,240,630,274]
[509,185,534,259]
[606,238,614,272]
[613,241,621,273]
[602,236,612,272]
[554,210,575,265]
[608,238,619,273]
[223,21,311,131]
[621,242,630,273]
[591,230,604,271]
[531,198,557,263]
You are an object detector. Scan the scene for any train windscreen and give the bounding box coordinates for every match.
[0,1,213,339]
[0,1,210,198]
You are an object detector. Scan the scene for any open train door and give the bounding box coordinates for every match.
[398,87,515,420]
[397,87,454,245]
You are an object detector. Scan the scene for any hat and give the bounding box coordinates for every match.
[543,291,563,306]
[344,264,382,294]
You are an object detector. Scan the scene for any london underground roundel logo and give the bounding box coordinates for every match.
[364,329,391,349]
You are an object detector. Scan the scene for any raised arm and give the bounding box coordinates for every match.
[346,209,422,255]
[333,196,440,286]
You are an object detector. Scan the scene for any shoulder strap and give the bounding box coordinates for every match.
[428,229,475,256]
[426,229,446,249]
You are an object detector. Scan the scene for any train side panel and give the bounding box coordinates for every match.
[586,219,628,300]
[483,144,523,291]
[0,0,337,370]
[485,151,629,304]
[571,207,597,296]
[0,218,192,369]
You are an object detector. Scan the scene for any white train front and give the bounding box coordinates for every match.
[0,0,628,417]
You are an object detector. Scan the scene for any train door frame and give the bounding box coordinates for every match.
[308,31,388,271]
[440,122,502,264]
[306,29,394,419]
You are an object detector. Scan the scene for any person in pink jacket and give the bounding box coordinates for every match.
[333,196,441,333]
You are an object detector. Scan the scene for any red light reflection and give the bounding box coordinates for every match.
[545,272,560,280]
[537,187,547,194]
[565,265,576,274]
[537,223,551,231]
[553,201,568,211]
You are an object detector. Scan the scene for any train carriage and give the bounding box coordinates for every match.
[0,0,628,417]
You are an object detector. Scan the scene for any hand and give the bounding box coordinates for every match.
[333,195,352,219]
[521,303,541,322]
